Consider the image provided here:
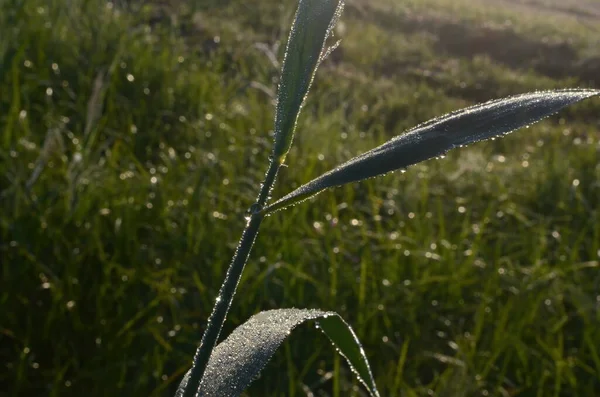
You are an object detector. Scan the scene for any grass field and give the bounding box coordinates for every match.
[1,0,599,395]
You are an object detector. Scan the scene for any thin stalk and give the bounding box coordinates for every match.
[183,159,281,397]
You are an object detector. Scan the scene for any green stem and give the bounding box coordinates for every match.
[183,160,280,397]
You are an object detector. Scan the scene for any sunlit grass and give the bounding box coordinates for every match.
[1,0,599,395]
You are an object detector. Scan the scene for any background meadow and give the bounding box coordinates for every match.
[1,0,599,395]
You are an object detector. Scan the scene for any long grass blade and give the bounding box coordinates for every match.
[272,0,344,163]
[263,89,599,214]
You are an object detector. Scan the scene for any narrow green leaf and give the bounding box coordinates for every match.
[263,89,599,214]
[175,308,380,397]
[272,0,344,163]
[318,314,379,396]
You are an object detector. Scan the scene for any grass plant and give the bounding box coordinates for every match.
[1,0,600,396]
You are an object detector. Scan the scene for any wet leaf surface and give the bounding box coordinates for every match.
[176,308,380,397]
[264,89,600,214]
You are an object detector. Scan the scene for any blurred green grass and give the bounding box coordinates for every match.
[1,0,599,396]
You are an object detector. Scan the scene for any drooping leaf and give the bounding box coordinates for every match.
[175,308,380,397]
[272,0,345,163]
[263,89,599,214]
[317,313,379,394]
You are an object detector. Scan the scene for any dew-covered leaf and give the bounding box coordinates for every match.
[272,0,344,163]
[263,89,599,214]
[317,314,379,395]
[175,308,380,397]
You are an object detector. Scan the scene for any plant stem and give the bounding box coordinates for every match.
[183,160,280,397]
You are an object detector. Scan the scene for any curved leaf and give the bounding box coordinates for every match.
[175,308,380,397]
[273,0,345,163]
[263,89,599,214]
